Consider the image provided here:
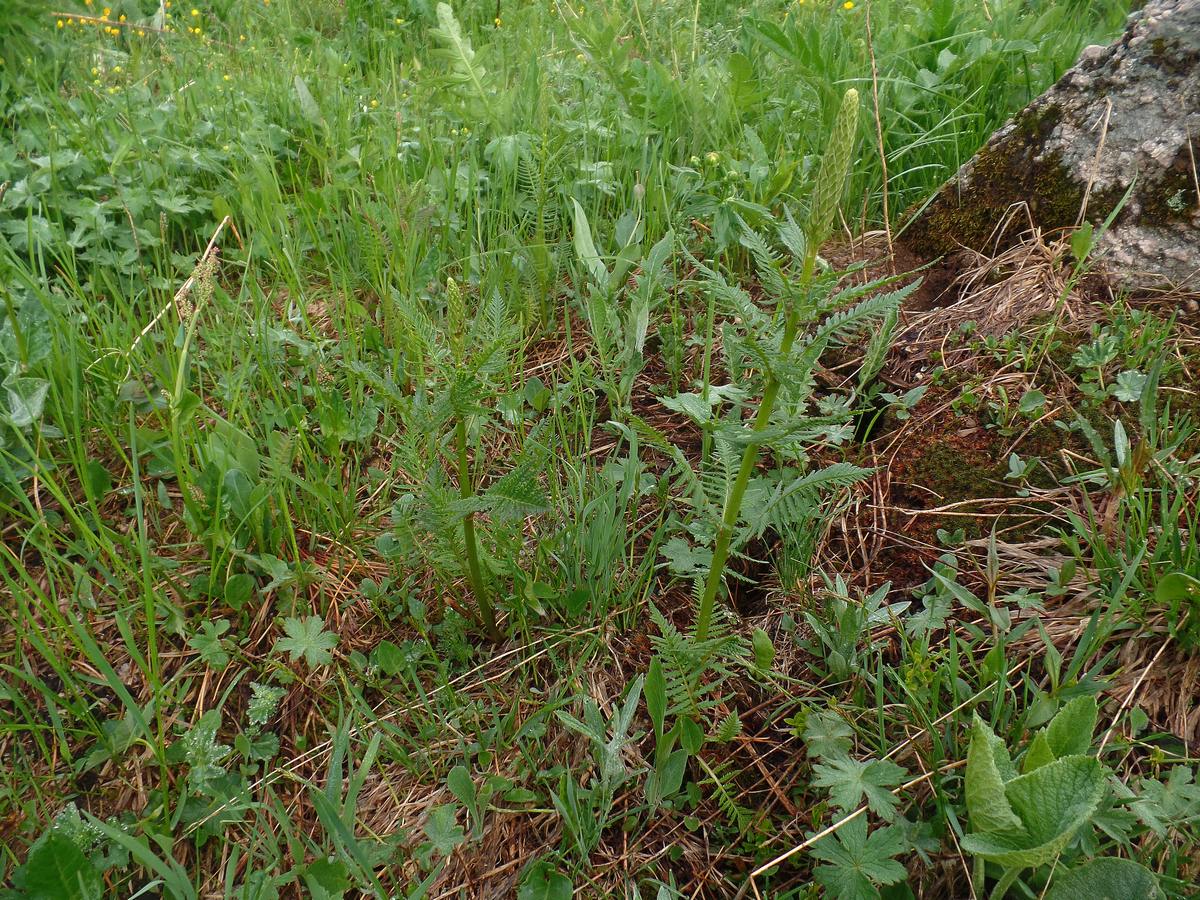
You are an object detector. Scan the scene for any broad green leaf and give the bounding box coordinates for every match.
[801,708,854,761]
[751,628,775,670]
[4,376,50,427]
[645,657,666,738]
[571,199,607,285]
[517,859,572,900]
[1045,695,1098,758]
[964,756,1106,868]
[293,76,323,128]
[447,765,476,812]
[1045,857,1159,900]
[1022,731,1055,774]
[20,832,103,900]
[965,715,1022,834]
[1156,572,1200,604]
[302,858,351,900]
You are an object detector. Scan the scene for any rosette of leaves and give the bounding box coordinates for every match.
[963,699,1157,898]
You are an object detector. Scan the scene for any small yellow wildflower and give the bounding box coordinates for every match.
[494,16,501,27]
[191,8,199,16]
[107,86,117,94]
[450,128,459,136]
[369,99,379,108]
[84,0,92,5]
[67,18,75,25]
[102,6,111,15]
[137,29,145,36]
[57,19,64,28]
[113,65,122,72]
[842,0,854,8]
[223,74,231,81]
[91,66,99,74]
[119,14,126,21]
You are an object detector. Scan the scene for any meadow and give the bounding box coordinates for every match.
[2,0,1198,897]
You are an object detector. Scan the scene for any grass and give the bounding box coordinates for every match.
[2,0,1199,897]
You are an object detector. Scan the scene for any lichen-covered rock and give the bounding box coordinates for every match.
[904,0,1199,293]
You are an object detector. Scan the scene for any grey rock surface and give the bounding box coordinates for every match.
[904,0,1199,293]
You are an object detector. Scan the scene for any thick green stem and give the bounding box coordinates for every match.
[456,416,499,641]
[694,307,805,642]
[694,251,819,642]
[989,866,1022,900]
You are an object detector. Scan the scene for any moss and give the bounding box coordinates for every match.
[901,101,1099,260]
[1138,143,1200,223]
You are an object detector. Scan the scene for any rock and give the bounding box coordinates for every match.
[903,0,1200,294]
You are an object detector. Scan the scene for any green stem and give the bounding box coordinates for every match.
[456,415,499,641]
[989,866,1022,900]
[694,251,816,641]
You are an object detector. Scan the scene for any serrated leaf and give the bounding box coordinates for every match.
[423,804,464,857]
[810,817,907,900]
[483,466,548,518]
[812,756,907,821]
[802,708,854,761]
[274,616,338,668]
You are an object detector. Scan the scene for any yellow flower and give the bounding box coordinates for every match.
[113,65,122,72]
[67,18,75,25]
[103,6,111,14]
[57,19,64,28]
[842,0,854,7]
[137,29,145,36]
[191,8,199,16]
[494,16,501,26]
[239,34,246,41]
[91,66,99,74]
[223,74,231,81]
[119,14,126,21]
[369,99,379,108]
[84,0,92,5]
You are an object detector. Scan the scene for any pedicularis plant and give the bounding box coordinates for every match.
[387,279,549,641]
[690,88,912,640]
